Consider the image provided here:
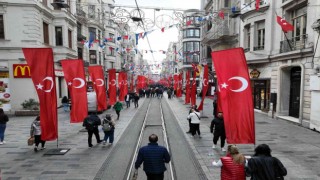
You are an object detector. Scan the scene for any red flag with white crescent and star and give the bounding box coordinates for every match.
[185,71,191,104]
[276,16,294,33]
[61,59,88,123]
[22,48,58,141]
[212,48,255,144]
[197,65,208,111]
[108,69,117,105]
[88,65,107,111]
[190,65,197,106]
[118,72,127,101]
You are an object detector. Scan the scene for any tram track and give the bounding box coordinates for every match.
[94,97,207,180]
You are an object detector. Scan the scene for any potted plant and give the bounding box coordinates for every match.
[15,98,40,116]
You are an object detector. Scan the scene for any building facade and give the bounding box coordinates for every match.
[201,0,320,131]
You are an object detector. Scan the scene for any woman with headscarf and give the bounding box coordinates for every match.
[212,144,246,179]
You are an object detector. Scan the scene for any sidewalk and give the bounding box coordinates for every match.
[166,94,320,179]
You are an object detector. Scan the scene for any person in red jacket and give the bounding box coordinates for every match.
[212,144,246,180]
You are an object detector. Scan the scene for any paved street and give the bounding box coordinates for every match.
[0,94,320,179]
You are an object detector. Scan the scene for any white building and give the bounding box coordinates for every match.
[0,0,78,113]
[201,0,320,131]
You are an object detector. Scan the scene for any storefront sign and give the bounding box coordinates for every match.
[250,69,260,78]
[13,64,31,78]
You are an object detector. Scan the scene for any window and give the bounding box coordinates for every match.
[89,27,96,40]
[68,29,72,48]
[224,0,231,7]
[244,24,251,51]
[98,52,101,65]
[0,15,5,39]
[292,6,307,40]
[183,28,200,38]
[43,22,49,44]
[89,50,97,64]
[88,5,95,19]
[183,41,200,63]
[78,48,83,59]
[109,33,114,42]
[255,21,265,50]
[55,27,63,46]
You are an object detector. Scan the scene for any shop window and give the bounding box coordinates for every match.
[55,26,63,46]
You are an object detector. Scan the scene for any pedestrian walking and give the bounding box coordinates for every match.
[133,93,140,108]
[61,96,70,112]
[212,144,246,179]
[210,112,226,151]
[102,114,115,145]
[134,134,171,180]
[125,93,131,108]
[30,116,46,152]
[0,108,9,145]
[82,114,102,148]
[186,105,199,133]
[113,101,123,120]
[246,144,287,180]
[187,108,201,138]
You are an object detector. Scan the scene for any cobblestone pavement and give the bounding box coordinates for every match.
[1,95,320,179]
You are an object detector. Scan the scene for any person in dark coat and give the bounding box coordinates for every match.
[0,108,9,145]
[135,134,171,180]
[83,114,102,148]
[210,112,226,151]
[61,96,69,112]
[246,144,287,180]
[133,93,140,108]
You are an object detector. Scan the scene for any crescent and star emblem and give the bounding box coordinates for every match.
[220,76,248,92]
[95,79,104,86]
[280,18,287,25]
[73,78,86,88]
[109,79,116,86]
[36,77,54,93]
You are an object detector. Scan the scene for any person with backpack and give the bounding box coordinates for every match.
[82,114,102,148]
[102,114,115,145]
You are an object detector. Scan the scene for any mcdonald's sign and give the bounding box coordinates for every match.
[13,64,31,78]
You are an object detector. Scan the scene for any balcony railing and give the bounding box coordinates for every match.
[253,45,264,51]
[280,34,307,53]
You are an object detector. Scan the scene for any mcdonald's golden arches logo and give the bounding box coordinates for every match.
[13,64,31,78]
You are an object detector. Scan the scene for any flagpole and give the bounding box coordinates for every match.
[275,12,293,51]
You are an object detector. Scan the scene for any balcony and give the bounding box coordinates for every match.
[244,48,250,53]
[202,14,238,47]
[280,34,307,53]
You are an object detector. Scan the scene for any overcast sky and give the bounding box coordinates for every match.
[113,0,201,64]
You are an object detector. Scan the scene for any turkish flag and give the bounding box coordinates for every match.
[108,69,117,105]
[212,48,255,144]
[218,10,224,19]
[197,65,209,111]
[177,73,183,97]
[185,71,191,104]
[118,72,127,101]
[186,20,192,26]
[22,48,57,141]
[61,60,88,123]
[191,71,197,106]
[276,16,294,33]
[88,65,107,111]
[256,0,260,10]
[173,74,179,90]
